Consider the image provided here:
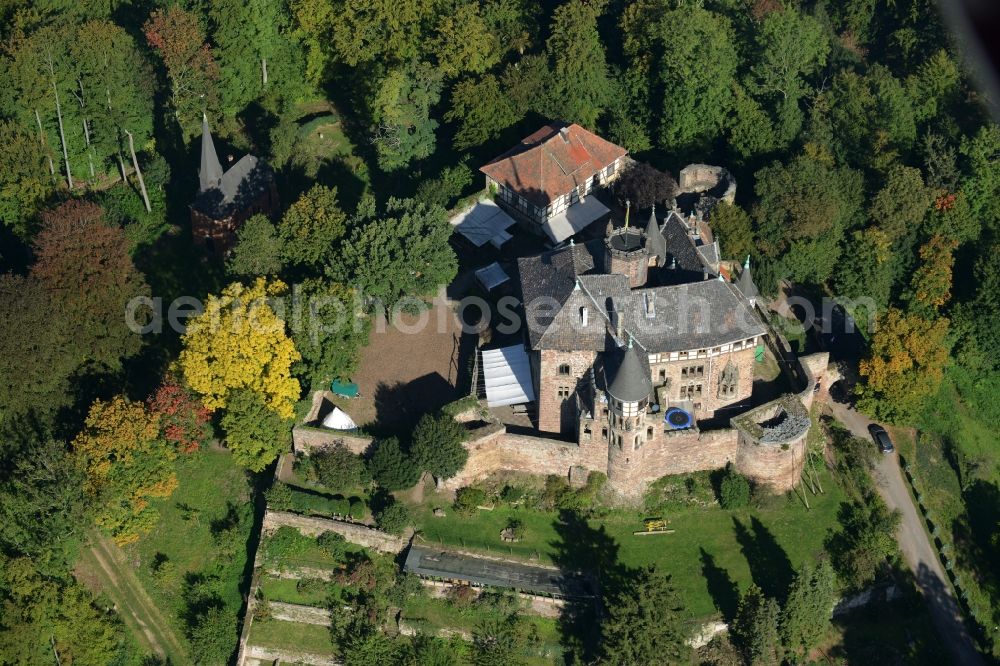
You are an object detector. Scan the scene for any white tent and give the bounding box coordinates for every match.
[481,345,535,407]
[475,262,510,291]
[321,406,358,431]
[451,200,517,247]
[542,196,610,244]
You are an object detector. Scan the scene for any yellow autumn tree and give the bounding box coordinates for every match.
[72,396,178,545]
[858,308,951,424]
[180,278,300,419]
[910,234,958,310]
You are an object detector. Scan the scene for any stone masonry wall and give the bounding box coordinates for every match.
[735,429,807,492]
[648,345,756,419]
[262,510,408,553]
[291,426,373,456]
[537,348,598,434]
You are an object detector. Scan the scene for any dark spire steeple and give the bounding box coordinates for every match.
[199,113,224,192]
[644,205,667,266]
[607,336,652,403]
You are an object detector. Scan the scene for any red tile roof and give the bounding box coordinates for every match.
[480,122,628,207]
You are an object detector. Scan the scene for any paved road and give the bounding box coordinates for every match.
[830,401,984,666]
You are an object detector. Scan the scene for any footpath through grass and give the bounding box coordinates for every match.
[413,465,845,619]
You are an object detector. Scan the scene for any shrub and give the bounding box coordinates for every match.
[263,526,315,563]
[454,486,488,515]
[375,500,411,535]
[296,577,328,598]
[348,498,366,520]
[317,531,348,560]
[719,467,751,509]
[499,484,525,505]
[333,497,351,516]
[311,443,369,492]
[505,517,525,540]
[264,483,293,511]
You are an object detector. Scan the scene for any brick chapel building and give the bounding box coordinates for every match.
[190,115,278,257]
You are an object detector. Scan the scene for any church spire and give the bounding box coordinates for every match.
[644,204,667,266]
[199,113,224,192]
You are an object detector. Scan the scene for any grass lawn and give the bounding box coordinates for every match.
[259,575,344,607]
[247,618,335,656]
[411,464,846,619]
[127,448,253,646]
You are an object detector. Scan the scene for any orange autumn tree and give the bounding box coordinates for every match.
[72,396,178,545]
[857,308,951,424]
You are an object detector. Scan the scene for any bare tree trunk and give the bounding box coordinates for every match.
[261,57,268,86]
[34,108,55,175]
[46,52,73,189]
[117,153,128,182]
[124,129,151,212]
[82,117,91,146]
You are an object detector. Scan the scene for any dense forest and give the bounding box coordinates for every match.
[0,0,998,663]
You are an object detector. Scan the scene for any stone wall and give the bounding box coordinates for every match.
[537,348,598,434]
[263,510,408,553]
[291,425,373,456]
[647,345,756,419]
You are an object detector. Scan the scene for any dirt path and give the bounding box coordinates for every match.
[82,532,188,663]
[829,402,985,666]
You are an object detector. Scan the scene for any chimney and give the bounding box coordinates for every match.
[559,126,570,142]
[702,266,709,281]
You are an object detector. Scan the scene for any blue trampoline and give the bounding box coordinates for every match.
[664,407,693,430]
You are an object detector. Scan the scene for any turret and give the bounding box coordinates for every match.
[199,113,223,192]
[604,336,653,493]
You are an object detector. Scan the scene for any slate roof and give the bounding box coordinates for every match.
[480,123,627,207]
[737,263,759,302]
[192,154,274,220]
[659,211,710,283]
[696,240,720,267]
[606,340,653,402]
[199,114,223,192]
[644,208,667,266]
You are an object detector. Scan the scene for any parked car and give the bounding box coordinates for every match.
[868,424,895,454]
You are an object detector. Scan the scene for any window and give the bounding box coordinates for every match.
[634,435,640,451]
[658,369,666,381]
[680,384,703,399]
[681,365,704,378]
[678,351,689,360]
[601,427,608,438]
[647,426,654,439]
[693,402,702,411]
[557,386,571,399]
[718,361,739,399]
[558,363,571,376]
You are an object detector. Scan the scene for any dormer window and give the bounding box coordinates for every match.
[644,292,655,318]
[580,306,589,326]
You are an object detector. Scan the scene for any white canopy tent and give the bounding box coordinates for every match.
[475,262,510,291]
[451,200,517,248]
[481,345,535,407]
[542,196,610,244]
[321,406,358,431]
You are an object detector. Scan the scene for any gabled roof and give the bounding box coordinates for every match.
[480,122,627,207]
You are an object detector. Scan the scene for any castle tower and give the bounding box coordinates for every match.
[605,337,653,492]
[605,203,650,287]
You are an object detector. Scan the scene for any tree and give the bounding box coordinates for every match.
[227,214,285,277]
[543,0,612,128]
[752,154,863,285]
[780,559,836,659]
[612,162,676,210]
[653,6,739,153]
[187,605,237,665]
[144,6,221,141]
[278,184,347,268]
[289,279,370,388]
[718,466,751,509]
[32,200,149,371]
[472,612,526,666]
[330,0,428,67]
[833,228,896,308]
[0,120,55,236]
[147,376,213,454]
[366,437,420,490]
[0,417,87,575]
[960,124,1000,234]
[867,164,933,243]
[905,49,960,123]
[180,278,301,419]
[446,74,520,150]
[430,3,501,78]
[374,497,411,535]
[331,197,457,308]
[730,584,781,666]
[72,396,178,544]
[372,63,443,171]
[708,202,754,261]
[909,234,957,312]
[310,443,369,491]
[858,308,951,423]
[827,498,901,589]
[220,389,292,472]
[0,556,127,664]
[411,413,468,480]
[600,565,690,664]
[210,0,306,115]
[0,274,77,421]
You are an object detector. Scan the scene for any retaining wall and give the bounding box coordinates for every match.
[263,510,408,554]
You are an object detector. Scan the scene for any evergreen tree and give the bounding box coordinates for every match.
[600,565,690,665]
[731,584,781,666]
[543,0,612,128]
[227,214,285,277]
[780,559,836,659]
[410,413,468,481]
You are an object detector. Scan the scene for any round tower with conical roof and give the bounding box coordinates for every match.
[604,336,653,492]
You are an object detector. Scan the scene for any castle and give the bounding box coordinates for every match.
[294,125,830,501]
